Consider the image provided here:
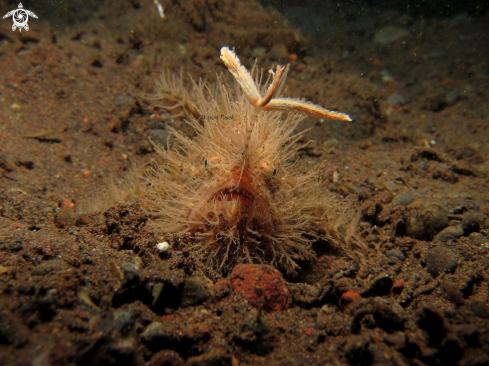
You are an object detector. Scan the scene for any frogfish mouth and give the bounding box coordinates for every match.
[186,167,276,264]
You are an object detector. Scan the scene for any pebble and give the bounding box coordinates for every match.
[380,70,394,83]
[393,189,424,206]
[323,138,340,151]
[54,207,76,228]
[405,201,449,240]
[320,303,339,314]
[433,225,464,243]
[444,89,460,105]
[364,275,393,297]
[156,241,170,252]
[61,198,75,208]
[148,350,184,366]
[386,249,405,261]
[339,290,361,311]
[461,215,481,235]
[180,278,208,308]
[441,280,464,305]
[230,264,292,311]
[75,213,93,226]
[112,306,135,334]
[391,280,405,294]
[32,259,70,275]
[186,350,233,366]
[384,181,402,194]
[425,246,458,277]
[141,322,170,345]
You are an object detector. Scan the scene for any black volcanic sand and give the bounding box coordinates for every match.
[0,1,489,365]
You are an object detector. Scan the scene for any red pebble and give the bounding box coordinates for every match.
[391,280,405,294]
[339,290,361,310]
[230,264,292,311]
[61,198,75,208]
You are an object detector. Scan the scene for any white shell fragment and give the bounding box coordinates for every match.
[156,241,170,252]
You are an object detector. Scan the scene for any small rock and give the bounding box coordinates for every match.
[54,207,76,228]
[61,198,75,208]
[461,215,481,235]
[104,338,138,365]
[363,275,393,297]
[0,265,9,275]
[405,201,449,240]
[141,322,170,345]
[359,141,372,150]
[186,350,232,366]
[444,89,460,105]
[320,303,339,314]
[75,213,93,226]
[288,282,325,308]
[156,241,170,252]
[230,264,292,311]
[380,70,394,83]
[121,262,140,288]
[386,249,405,261]
[322,138,339,151]
[235,309,271,353]
[339,290,361,311]
[433,225,464,243]
[384,181,402,194]
[32,259,70,275]
[180,278,208,308]
[441,280,464,305]
[112,307,136,335]
[351,186,372,201]
[391,280,405,294]
[393,189,424,206]
[425,246,457,277]
[148,350,184,366]
[336,184,350,197]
